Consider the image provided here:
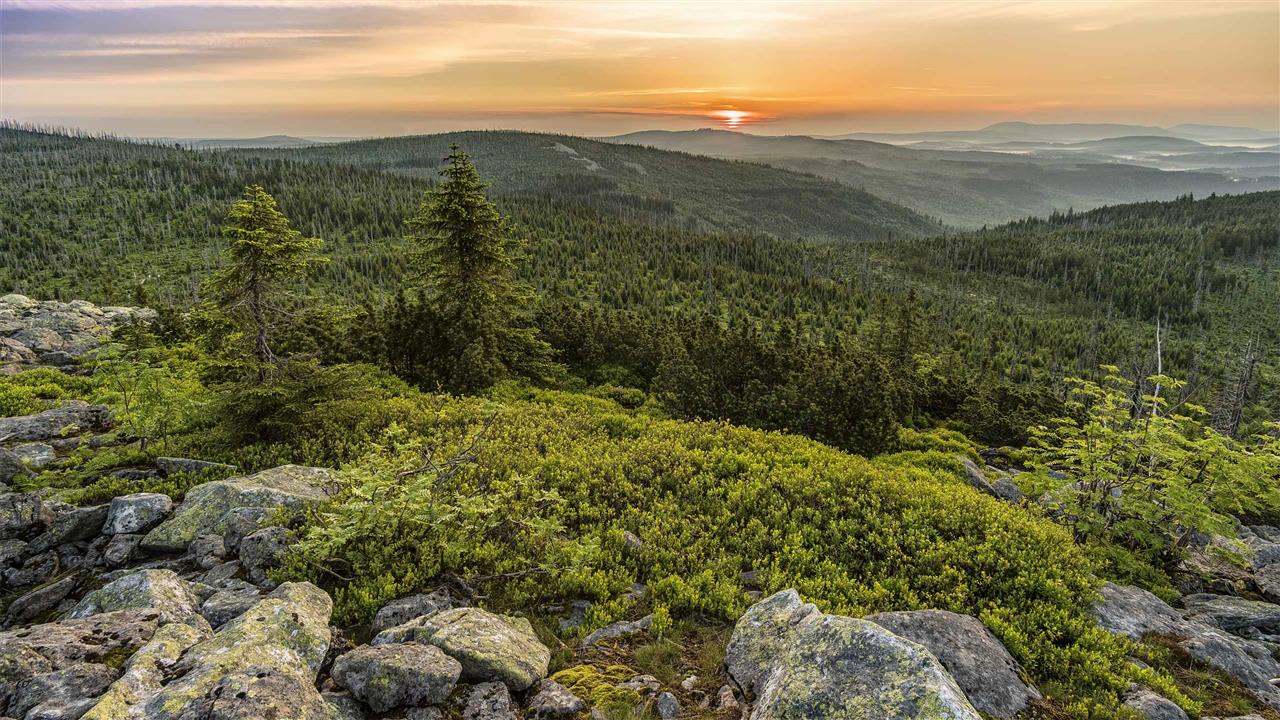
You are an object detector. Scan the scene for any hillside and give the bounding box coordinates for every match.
[236,130,942,240]
[608,129,1280,227]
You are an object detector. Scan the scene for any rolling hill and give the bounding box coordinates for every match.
[607,129,1280,227]
[235,130,941,240]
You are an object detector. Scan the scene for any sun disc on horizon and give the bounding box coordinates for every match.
[711,109,752,129]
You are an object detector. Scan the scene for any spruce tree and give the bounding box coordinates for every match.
[405,145,553,391]
[211,184,324,383]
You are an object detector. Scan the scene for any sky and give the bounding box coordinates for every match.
[2,0,1278,138]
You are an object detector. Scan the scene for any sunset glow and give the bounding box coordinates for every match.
[1,0,1276,136]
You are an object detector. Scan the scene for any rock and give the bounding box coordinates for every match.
[9,662,119,720]
[140,582,334,720]
[155,456,237,477]
[80,621,211,720]
[464,681,518,720]
[26,503,109,554]
[680,675,699,691]
[0,609,161,669]
[102,493,173,535]
[1124,686,1190,720]
[0,492,53,540]
[622,530,644,551]
[0,402,113,443]
[239,525,290,586]
[3,572,82,627]
[0,537,26,567]
[372,589,455,634]
[70,569,201,625]
[726,589,980,720]
[408,708,446,720]
[0,448,31,484]
[4,548,58,588]
[581,614,653,646]
[654,691,680,720]
[102,533,143,567]
[715,685,739,711]
[1259,564,1280,604]
[868,609,1041,718]
[373,607,550,691]
[322,691,371,720]
[525,679,587,718]
[11,442,55,469]
[0,642,52,711]
[1179,627,1280,709]
[1091,583,1193,640]
[197,560,242,585]
[140,465,332,552]
[219,507,272,553]
[200,584,262,628]
[331,643,462,713]
[618,674,660,696]
[1183,594,1280,635]
[188,533,226,570]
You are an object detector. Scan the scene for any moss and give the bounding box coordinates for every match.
[552,664,645,710]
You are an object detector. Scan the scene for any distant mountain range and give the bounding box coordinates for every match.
[156,134,358,149]
[608,124,1280,227]
[833,121,1279,147]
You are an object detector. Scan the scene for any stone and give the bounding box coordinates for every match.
[0,492,53,540]
[464,680,518,720]
[618,674,660,696]
[26,503,109,554]
[141,465,332,552]
[1124,686,1190,720]
[680,675,699,691]
[198,560,242,585]
[140,582,335,720]
[1179,626,1280,709]
[0,402,113,443]
[716,685,739,711]
[654,691,680,720]
[331,643,462,713]
[239,525,290,586]
[102,533,143,567]
[220,507,272,553]
[80,621,211,720]
[188,532,225,570]
[9,662,119,720]
[726,589,980,720]
[525,679,587,718]
[1091,583,1193,640]
[0,642,52,711]
[581,614,653,646]
[155,456,238,477]
[372,589,455,633]
[3,572,82,627]
[373,607,550,691]
[0,537,26,567]
[0,610,161,669]
[11,442,55,469]
[322,691,371,720]
[1258,564,1280,604]
[70,569,201,625]
[1182,594,1280,635]
[0,448,31,484]
[3,548,58,588]
[868,609,1041,718]
[200,584,262,628]
[408,708,446,720]
[102,493,173,535]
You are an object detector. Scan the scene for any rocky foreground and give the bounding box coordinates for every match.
[0,294,155,375]
[1,297,1278,719]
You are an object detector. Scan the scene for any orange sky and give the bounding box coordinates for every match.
[2,0,1277,136]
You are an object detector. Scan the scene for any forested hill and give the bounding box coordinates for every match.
[232,129,942,240]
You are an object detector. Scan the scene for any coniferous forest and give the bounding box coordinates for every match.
[1,119,1278,720]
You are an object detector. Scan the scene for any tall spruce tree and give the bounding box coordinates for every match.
[405,145,553,391]
[211,184,324,383]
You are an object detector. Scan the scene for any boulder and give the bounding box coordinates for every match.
[200,583,262,628]
[373,607,550,691]
[11,442,55,470]
[26,503,109,554]
[1091,583,1193,640]
[188,533,226,570]
[0,402,113,443]
[1258,564,1280,605]
[1179,627,1280,709]
[9,662,119,720]
[239,525,290,586]
[525,679,587,718]
[581,614,653,647]
[3,572,83,627]
[0,448,31,484]
[0,492,54,540]
[322,691,371,720]
[0,642,52,711]
[0,609,162,668]
[372,589,455,633]
[80,621,211,720]
[727,589,981,720]
[3,548,58,589]
[1123,686,1190,720]
[1182,594,1280,635]
[141,465,332,552]
[102,533,143,567]
[868,609,1041,718]
[155,456,237,477]
[463,680,518,720]
[654,691,680,720]
[140,582,334,720]
[70,569,202,625]
[102,493,173,535]
[331,643,462,713]
[220,507,272,553]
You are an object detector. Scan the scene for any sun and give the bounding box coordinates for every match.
[710,109,752,130]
